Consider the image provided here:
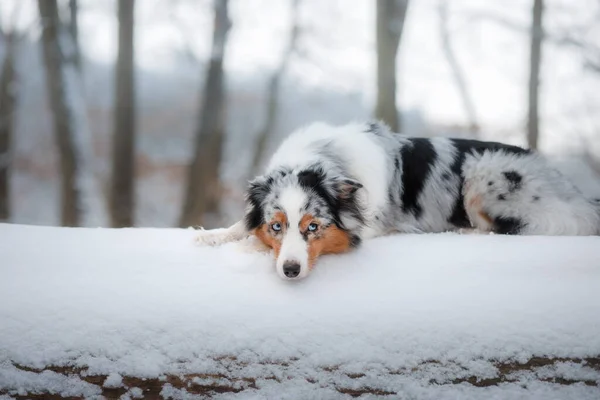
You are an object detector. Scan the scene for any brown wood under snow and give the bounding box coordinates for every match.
[4,356,598,399]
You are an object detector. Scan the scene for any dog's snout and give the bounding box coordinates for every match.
[283,261,301,278]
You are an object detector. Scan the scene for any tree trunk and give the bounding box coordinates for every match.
[0,33,17,222]
[110,0,136,227]
[179,0,231,228]
[38,0,103,226]
[438,1,479,136]
[250,0,301,177]
[375,0,409,133]
[68,0,81,71]
[527,0,544,150]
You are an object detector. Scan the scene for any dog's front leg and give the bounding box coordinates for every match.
[194,220,248,246]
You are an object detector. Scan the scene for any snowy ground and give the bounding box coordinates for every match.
[0,224,599,399]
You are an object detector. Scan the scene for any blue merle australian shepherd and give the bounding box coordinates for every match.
[196,121,600,280]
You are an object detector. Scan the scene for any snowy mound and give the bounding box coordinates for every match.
[0,224,599,399]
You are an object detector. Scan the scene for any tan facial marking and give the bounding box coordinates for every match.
[299,214,314,231]
[304,218,351,269]
[255,212,352,272]
[253,211,288,258]
[273,211,287,227]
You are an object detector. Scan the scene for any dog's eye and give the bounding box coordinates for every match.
[308,223,318,232]
[271,222,282,232]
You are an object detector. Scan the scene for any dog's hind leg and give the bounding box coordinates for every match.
[194,220,249,246]
[462,151,600,235]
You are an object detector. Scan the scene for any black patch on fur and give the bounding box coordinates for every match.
[297,168,339,221]
[503,170,523,192]
[400,138,438,218]
[494,216,523,235]
[448,192,470,228]
[297,169,324,189]
[533,195,540,202]
[497,194,506,201]
[297,168,364,230]
[350,235,362,248]
[488,181,494,186]
[447,139,530,228]
[394,157,400,170]
[452,139,530,157]
[447,155,469,226]
[244,177,274,230]
[442,172,451,180]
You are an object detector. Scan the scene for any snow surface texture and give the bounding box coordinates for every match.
[0,224,599,399]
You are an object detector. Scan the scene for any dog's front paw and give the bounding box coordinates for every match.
[235,235,272,254]
[194,228,229,247]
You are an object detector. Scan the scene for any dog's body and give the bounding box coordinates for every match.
[196,121,600,279]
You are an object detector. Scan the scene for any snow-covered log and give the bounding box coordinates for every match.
[0,224,599,399]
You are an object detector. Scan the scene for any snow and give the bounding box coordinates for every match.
[0,364,101,398]
[129,387,144,398]
[103,372,123,388]
[0,223,599,398]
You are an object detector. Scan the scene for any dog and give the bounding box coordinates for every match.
[195,121,600,280]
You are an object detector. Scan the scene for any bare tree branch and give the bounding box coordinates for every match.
[110,0,136,227]
[249,0,301,176]
[467,9,600,74]
[550,35,600,72]
[438,1,479,136]
[0,17,18,221]
[465,12,528,34]
[68,0,82,70]
[166,5,202,65]
[375,0,409,133]
[38,0,104,226]
[179,0,231,228]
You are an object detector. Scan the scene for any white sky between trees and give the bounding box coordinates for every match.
[2,0,599,156]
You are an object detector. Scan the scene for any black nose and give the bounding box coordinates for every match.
[283,262,301,278]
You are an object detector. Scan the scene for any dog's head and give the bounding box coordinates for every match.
[244,166,364,280]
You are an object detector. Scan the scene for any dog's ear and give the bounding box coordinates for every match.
[333,178,365,229]
[244,175,272,230]
[247,175,271,202]
[335,178,363,200]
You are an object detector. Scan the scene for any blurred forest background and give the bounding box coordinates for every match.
[0,0,599,229]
